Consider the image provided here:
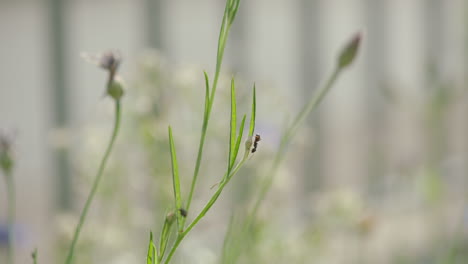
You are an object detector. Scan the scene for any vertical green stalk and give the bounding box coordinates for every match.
[64,100,122,264]
[4,171,15,264]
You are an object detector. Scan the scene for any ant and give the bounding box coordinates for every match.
[251,134,261,153]
[179,208,188,218]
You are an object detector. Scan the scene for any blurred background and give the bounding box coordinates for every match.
[0,0,467,263]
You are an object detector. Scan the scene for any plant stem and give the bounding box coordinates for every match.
[251,67,341,214]
[4,171,15,264]
[64,100,122,264]
[164,156,248,264]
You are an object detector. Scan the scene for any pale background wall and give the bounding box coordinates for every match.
[0,0,467,263]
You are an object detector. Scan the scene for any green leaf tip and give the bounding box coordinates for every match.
[338,32,362,69]
[147,231,158,264]
[227,0,241,24]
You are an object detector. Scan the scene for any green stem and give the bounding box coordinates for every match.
[251,67,341,214]
[64,100,122,264]
[4,171,15,264]
[164,156,248,264]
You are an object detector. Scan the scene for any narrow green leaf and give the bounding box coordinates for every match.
[158,212,175,262]
[228,77,237,170]
[231,114,246,169]
[203,71,210,117]
[248,84,256,138]
[228,0,241,24]
[147,231,158,264]
[168,126,183,232]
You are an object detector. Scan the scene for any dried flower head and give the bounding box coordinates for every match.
[98,51,121,74]
[82,51,121,73]
[81,51,125,100]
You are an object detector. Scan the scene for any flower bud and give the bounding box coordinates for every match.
[337,33,361,69]
[107,77,125,101]
[166,211,176,223]
[245,138,253,153]
[0,132,14,175]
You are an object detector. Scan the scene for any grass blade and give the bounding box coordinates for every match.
[158,213,175,262]
[231,114,246,169]
[248,84,256,138]
[168,126,183,232]
[147,232,158,264]
[228,77,237,170]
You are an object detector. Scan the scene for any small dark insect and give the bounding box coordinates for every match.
[251,134,261,153]
[179,208,188,217]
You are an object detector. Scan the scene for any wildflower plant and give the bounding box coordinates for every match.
[64,51,124,264]
[144,0,260,263]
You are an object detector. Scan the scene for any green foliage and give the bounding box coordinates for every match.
[150,0,260,263]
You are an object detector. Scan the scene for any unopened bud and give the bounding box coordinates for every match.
[0,131,14,174]
[245,138,253,153]
[107,77,125,101]
[166,212,176,223]
[337,33,361,69]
